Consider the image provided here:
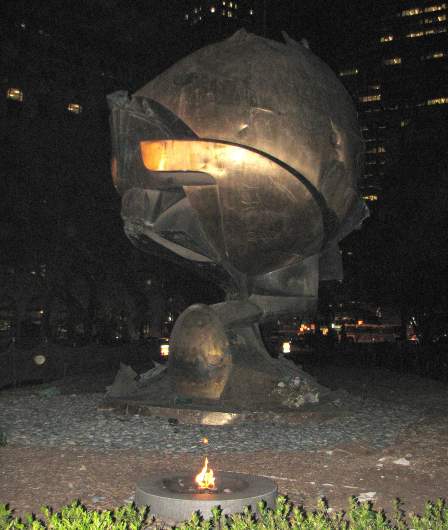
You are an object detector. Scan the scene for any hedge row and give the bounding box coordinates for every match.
[1,496,448,529]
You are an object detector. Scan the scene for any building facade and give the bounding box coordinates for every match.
[337,0,447,205]
[183,0,257,26]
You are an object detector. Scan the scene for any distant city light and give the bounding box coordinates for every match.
[67,103,82,114]
[424,3,447,13]
[383,57,402,65]
[6,88,23,102]
[422,51,445,60]
[427,97,448,105]
[401,7,422,16]
[339,68,359,76]
[33,355,46,366]
[359,94,381,103]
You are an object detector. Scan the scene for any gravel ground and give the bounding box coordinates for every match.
[1,369,448,524]
[0,389,419,453]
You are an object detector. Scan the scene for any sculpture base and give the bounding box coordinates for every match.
[167,302,326,405]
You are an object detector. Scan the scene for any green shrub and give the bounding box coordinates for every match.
[0,432,6,447]
[0,496,447,530]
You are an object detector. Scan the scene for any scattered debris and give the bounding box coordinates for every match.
[91,496,106,503]
[105,363,138,397]
[274,376,320,408]
[291,376,301,388]
[357,491,377,502]
[139,362,166,382]
[393,457,411,466]
[304,392,319,403]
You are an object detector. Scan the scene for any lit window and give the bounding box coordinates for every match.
[422,51,445,59]
[67,103,82,114]
[434,26,447,33]
[6,88,23,102]
[380,34,394,42]
[365,146,386,154]
[424,4,446,13]
[210,6,216,12]
[339,68,359,76]
[369,84,381,90]
[401,7,422,16]
[400,119,410,127]
[427,97,448,105]
[407,31,424,38]
[228,9,232,17]
[359,94,381,103]
[383,57,402,65]
[222,1,226,5]
[249,8,254,15]
[185,13,189,19]
[229,1,233,6]
[363,195,379,202]
[423,13,447,23]
[194,7,198,13]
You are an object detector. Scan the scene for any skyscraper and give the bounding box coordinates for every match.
[183,0,257,26]
[337,0,447,205]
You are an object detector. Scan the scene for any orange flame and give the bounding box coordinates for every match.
[195,457,215,490]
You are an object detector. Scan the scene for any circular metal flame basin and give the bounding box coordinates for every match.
[135,471,277,522]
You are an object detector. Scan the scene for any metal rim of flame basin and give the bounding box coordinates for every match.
[135,471,278,523]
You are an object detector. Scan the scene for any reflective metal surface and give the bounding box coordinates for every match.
[109,30,367,298]
[108,31,368,402]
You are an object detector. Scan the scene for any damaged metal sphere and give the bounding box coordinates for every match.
[108,30,367,403]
